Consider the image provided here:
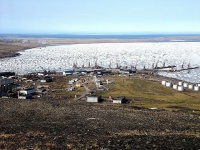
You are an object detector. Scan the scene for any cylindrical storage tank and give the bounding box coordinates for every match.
[161,80,166,85]
[178,81,183,86]
[177,86,184,91]
[194,86,200,91]
[188,84,194,90]
[166,82,172,87]
[173,84,178,90]
[183,82,188,88]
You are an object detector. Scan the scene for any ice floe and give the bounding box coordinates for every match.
[0,42,199,83]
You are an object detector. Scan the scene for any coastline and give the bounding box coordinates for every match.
[1,35,200,58]
[0,41,199,83]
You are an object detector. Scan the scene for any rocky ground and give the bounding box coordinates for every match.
[0,98,200,149]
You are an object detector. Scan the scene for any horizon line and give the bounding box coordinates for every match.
[0,33,200,36]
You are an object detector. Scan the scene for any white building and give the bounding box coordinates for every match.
[113,96,126,104]
[87,96,102,103]
[19,88,36,95]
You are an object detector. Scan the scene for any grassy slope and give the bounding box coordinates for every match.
[100,76,200,112]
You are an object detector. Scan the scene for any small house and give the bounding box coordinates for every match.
[112,96,126,104]
[68,87,75,91]
[18,95,32,99]
[40,76,53,82]
[87,96,102,103]
[19,88,36,95]
[68,80,74,85]
[95,79,103,88]
[38,73,44,76]
[18,88,36,99]
[194,86,200,91]
[74,70,88,74]
[63,70,74,76]
[119,69,135,75]
[76,83,81,87]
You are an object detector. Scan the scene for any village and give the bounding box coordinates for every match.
[1,40,200,149]
[1,63,200,104]
[1,65,200,149]
[1,0,200,147]
[0,65,133,102]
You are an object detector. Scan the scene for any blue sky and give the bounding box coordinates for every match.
[0,0,200,34]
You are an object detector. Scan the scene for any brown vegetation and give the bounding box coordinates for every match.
[0,41,42,58]
[0,98,200,149]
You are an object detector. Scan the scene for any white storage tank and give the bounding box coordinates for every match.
[194,86,200,91]
[183,82,188,88]
[166,82,172,87]
[188,84,194,90]
[173,84,178,90]
[161,80,166,85]
[178,81,183,86]
[177,86,184,91]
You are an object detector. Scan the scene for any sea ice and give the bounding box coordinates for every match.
[0,42,199,83]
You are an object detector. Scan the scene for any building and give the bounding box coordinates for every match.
[112,96,126,104]
[75,83,81,87]
[87,96,102,102]
[68,80,74,85]
[119,69,136,75]
[94,69,112,76]
[19,88,36,95]
[63,70,74,76]
[0,72,15,77]
[74,70,88,74]
[18,95,33,99]
[0,77,14,96]
[18,88,36,99]
[95,80,103,88]
[63,69,88,76]
[40,76,53,82]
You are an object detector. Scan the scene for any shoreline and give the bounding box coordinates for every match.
[0,40,200,83]
[1,35,200,58]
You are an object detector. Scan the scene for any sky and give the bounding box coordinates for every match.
[0,0,200,34]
